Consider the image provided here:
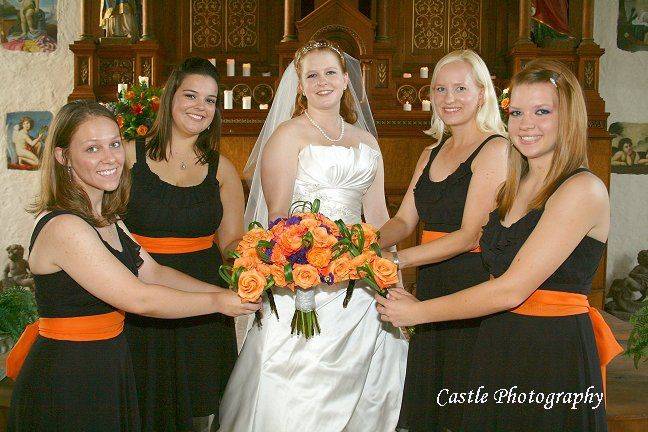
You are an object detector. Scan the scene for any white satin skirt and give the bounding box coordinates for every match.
[218,283,408,432]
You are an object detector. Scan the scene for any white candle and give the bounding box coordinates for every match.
[402,73,412,78]
[242,63,251,77]
[421,100,431,111]
[242,96,252,110]
[259,104,268,110]
[223,90,233,109]
[420,67,429,79]
[261,72,271,77]
[403,101,412,111]
[138,76,149,86]
[117,83,128,94]
[226,59,235,76]
[208,58,216,66]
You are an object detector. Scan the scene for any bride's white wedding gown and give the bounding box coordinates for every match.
[219,143,408,432]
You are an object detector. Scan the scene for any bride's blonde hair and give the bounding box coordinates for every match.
[292,39,357,124]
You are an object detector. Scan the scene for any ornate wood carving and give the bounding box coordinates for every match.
[226,0,258,49]
[448,0,481,51]
[375,60,388,88]
[584,60,595,90]
[192,0,223,49]
[141,58,152,80]
[98,59,134,86]
[80,58,89,85]
[412,0,445,51]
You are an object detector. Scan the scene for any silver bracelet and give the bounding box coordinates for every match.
[391,251,400,269]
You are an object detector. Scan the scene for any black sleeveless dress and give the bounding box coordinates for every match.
[398,135,501,432]
[8,211,141,432]
[462,168,607,431]
[122,139,236,431]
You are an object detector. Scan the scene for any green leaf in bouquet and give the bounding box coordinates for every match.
[264,277,279,320]
[283,263,294,283]
[311,198,320,213]
[248,221,264,231]
[370,243,382,257]
[301,231,313,249]
[350,224,365,251]
[256,240,273,263]
[227,250,240,259]
[230,266,245,290]
[218,265,233,286]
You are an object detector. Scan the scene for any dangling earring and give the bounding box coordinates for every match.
[67,165,73,180]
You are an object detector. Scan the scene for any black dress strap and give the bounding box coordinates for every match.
[29,211,103,254]
[556,167,591,189]
[208,152,220,180]
[464,134,504,166]
[135,137,147,163]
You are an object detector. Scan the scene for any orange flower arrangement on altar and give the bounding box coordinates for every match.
[219,199,406,338]
[109,82,162,140]
[498,87,510,125]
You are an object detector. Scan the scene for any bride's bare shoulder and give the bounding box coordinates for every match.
[265,116,310,154]
[346,122,378,147]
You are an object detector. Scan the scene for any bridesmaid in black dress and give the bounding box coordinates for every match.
[379,50,507,432]
[123,58,247,432]
[7,101,259,431]
[377,60,622,431]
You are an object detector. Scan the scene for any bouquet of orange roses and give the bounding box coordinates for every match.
[111,82,162,140]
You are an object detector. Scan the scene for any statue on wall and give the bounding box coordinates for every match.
[606,250,648,320]
[2,244,34,291]
[100,0,138,40]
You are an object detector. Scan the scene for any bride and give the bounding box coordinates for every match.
[218,40,408,431]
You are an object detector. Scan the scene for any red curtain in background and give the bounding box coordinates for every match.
[532,0,571,35]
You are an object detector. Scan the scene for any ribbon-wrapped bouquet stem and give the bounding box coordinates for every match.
[220,199,412,338]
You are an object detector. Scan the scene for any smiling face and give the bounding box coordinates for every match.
[432,60,483,129]
[298,49,349,111]
[55,116,125,198]
[171,73,218,138]
[507,82,559,162]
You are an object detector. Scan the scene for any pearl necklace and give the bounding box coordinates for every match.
[304,110,345,142]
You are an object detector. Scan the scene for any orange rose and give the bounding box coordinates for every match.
[270,220,287,236]
[124,90,135,100]
[237,269,266,302]
[351,223,378,249]
[318,215,340,236]
[299,217,320,231]
[236,227,272,252]
[500,97,510,110]
[234,254,259,270]
[258,264,287,287]
[328,253,352,282]
[312,226,337,249]
[306,247,332,269]
[270,247,288,265]
[348,251,376,279]
[116,115,124,129]
[278,225,307,255]
[370,257,399,288]
[136,125,148,136]
[292,264,320,289]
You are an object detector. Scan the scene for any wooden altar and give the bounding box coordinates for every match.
[68,0,611,305]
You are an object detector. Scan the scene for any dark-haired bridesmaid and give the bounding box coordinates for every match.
[123,57,246,432]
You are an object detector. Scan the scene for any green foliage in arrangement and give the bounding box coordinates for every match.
[0,286,39,342]
[627,300,648,368]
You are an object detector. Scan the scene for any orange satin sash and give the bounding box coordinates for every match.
[131,232,215,254]
[511,289,624,399]
[5,310,125,380]
[421,230,481,253]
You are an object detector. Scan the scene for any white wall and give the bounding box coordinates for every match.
[594,0,648,285]
[0,0,80,268]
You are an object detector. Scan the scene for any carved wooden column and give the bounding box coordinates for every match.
[376,0,389,41]
[140,0,153,41]
[515,0,532,46]
[68,40,98,101]
[282,0,297,42]
[79,0,93,41]
[509,0,538,74]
